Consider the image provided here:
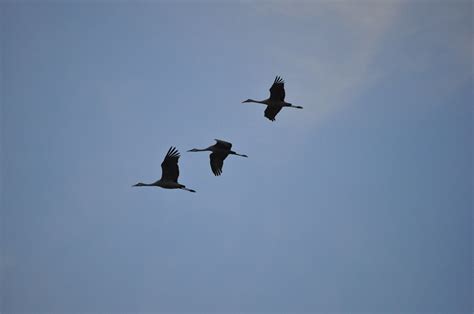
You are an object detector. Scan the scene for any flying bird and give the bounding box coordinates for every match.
[188,139,248,176]
[242,76,303,121]
[133,146,196,192]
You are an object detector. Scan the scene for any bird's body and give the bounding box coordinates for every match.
[156,181,186,189]
[188,139,247,176]
[242,76,303,121]
[133,147,196,192]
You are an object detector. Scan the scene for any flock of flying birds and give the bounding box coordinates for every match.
[133,76,303,193]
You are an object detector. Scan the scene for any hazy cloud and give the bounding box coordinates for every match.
[250,2,403,128]
[250,1,471,129]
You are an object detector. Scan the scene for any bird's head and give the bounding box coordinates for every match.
[242,99,253,103]
[132,182,145,187]
[187,148,201,152]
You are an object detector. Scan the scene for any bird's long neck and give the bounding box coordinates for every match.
[247,99,267,104]
[189,148,210,152]
[134,182,156,187]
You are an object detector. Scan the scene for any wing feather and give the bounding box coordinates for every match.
[264,105,283,121]
[161,146,180,182]
[210,152,225,176]
[214,139,232,150]
[269,76,285,101]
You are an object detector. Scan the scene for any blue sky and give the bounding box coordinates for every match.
[1,1,472,313]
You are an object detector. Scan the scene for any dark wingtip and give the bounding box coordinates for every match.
[274,75,284,84]
[264,115,275,121]
[167,146,180,158]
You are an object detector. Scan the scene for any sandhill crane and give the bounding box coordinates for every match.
[242,76,303,121]
[188,139,248,176]
[132,146,196,192]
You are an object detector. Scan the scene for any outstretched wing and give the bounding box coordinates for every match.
[161,146,180,182]
[214,139,232,150]
[210,152,224,176]
[269,76,285,101]
[264,105,282,121]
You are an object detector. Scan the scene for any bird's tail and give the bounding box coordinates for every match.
[181,187,196,193]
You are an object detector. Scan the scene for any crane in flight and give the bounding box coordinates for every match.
[188,139,247,176]
[242,76,303,121]
[133,146,196,192]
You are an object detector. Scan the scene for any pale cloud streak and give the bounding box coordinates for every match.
[251,1,404,128]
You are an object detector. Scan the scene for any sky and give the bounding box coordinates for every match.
[1,1,472,313]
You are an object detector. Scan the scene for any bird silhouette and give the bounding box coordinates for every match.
[133,146,196,192]
[188,139,248,176]
[242,76,303,121]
